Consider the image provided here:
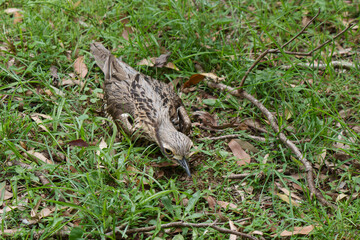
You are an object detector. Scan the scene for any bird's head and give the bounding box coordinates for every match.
[156,128,193,176]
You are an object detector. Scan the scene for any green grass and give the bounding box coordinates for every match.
[1,0,360,239]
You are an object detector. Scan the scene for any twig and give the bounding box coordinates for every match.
[0,229,70,238]
[207,81,335,208]
[224,173,252,179]
[281,61,356,70]
[198,134,268,142]
[106,221,259,240]
[238,9,353,90]
[280,9,320,49]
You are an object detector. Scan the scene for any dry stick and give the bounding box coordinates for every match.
[281,61,356,70]
[209,81,331,204]
[269,23,354,56]
[223,11,353,208]
[238,10,320,89]
[207,81,334,207]
[198,134,268,142]
[107,221,260,240]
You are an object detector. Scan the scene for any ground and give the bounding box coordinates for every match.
[1,0,360,239]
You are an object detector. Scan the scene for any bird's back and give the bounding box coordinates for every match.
[90,42,187,139]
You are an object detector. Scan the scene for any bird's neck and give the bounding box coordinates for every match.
[154,117,178,144]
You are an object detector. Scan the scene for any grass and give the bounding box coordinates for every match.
[1,0,360,239]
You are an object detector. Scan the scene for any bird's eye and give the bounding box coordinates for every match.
[164,148,173,156]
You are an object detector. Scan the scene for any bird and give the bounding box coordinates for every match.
[90,42,193,176]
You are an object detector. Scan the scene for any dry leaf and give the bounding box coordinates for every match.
[96,139,108,162]
[13,11,23,24]
[277,225,314,237]
[30,198,42,218]
[276,193,300,207]
[228,139,251,166]
[137,56,179,70]
[99,139,107,150]
[74,56,88,78]
[193,111,217,127]
[204,196,216,209]
[26,150,53,164]
[30,113,49,133]
[183,74,206,88]
[73,0,81,8]
[138,58,155,67]
[121,18,134,41]
[252,230,264,235]
[67,139,89,147]
[183,72,225,88]
[0,205,18,214]
[39,206,55,218]
[4,8,23,14]
[154,52,171,68]
[4,8,23,24]
[232,139,259,153]
[4,190,13,200]
[50,65,59,79]
[316,148,327,165]
[229,219,237,240]
[216,200,237,209]
[61,79,84,87]
[336,193,348,202]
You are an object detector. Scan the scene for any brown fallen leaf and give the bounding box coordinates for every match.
[61,79,84,87]
[231,139,259,153]
[184,72,226,88]
[4,189,13,200]
[154,52,171,67]
[74,56,88,79]
[121,18,134,41]
[276,193,300,207]
[137,56,179,70]
[137,58,156,66]
[228,139,251,166]
[277,225,314,237]
[1,182,13,200]
[4,8,23,24]
[0,205,18,214]
[26,150,53,164]
[229,219,238,240]
[193,111,217,127]
[216,200,237,210]
[204,195,216,209]
[50,65,59,79]
[183,74,206,88]
[30,113,52,132]
[67,139,89,147]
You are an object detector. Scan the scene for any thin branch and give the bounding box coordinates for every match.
[238,9,353,90]
[280,9,320,49]
[207,82,335,208]
[239,50,269,88]
[238,10,321,89]
[198,134,268,142]
[281,60,356,70]
[106,221,260,240]
[269,23,354,56]
[224,173,252,179]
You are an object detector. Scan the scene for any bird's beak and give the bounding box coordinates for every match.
[177,157,191,177]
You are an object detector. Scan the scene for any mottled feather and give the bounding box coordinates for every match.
[90,42,193,176]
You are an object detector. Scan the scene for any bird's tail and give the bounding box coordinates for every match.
[90,42,139,82]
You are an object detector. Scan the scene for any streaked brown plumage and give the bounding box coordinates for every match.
[90,42,193,176]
